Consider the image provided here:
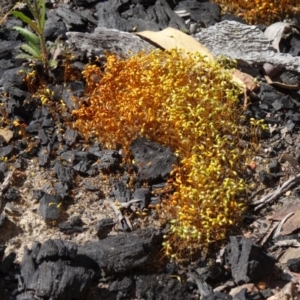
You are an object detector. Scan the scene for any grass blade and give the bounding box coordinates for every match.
[11,11,40,34]
[13,26,40,44]
[39,0,46,30]
[15,53,37,61]
[20,43,41,59]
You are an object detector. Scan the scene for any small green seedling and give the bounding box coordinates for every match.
[12,0,56,74]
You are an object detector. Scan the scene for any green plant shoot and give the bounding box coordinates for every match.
[11,0,55,73]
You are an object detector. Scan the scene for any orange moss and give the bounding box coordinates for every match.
[213,0,300,25]
[72,49,249,260]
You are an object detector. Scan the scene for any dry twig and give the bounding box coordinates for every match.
[104,199,142,231]
[252,173,300,211]
[0,168,15,209]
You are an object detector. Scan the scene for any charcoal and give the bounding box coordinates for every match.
[260,289,273,299]
[0,252,16,274]
[92,150,121,171]
[109,276,134,294]
[289,112,300,122]
[0,145,15,158]
[96,0,186,32]
[248,105,266,119]
[202,292,232,300]
[73,0,101,6]
[83,181,98,191]
[68,216,81,227]
[285,257,300,272]
[0,40,21,60]
[53,160,73,187]
[135,274,193,300]
[233,288,247,300]
[53,182,69,198]
[0,59,14,78]
[4,187,20,202]
[44,10,67,40]
[290,34,300,56]
[38,146,50,167]
[281,95,295,109]
[41,106,50,117]
[59,217,84,234]
[0,170,5,183]
[272,99,283,111]
[174,1,221,27]
[41,118,54,128]
[221,14,247,24]
[64,129,78,146]
[0,213,5,227]
[149,196,160,206]
[32,190,44,200]
[286,120,296,132]
[38,128,49,145]
[24,259,94,299]
[96,218,115,239]
[195,262,227,283]
[78,228,163,275]
[55,4,86,28]
[110,178,131,202]
[14,140,27,152]
[74,151,97,163]
[280,71,300,86]
[39,193,61,221]
[268,159,281,173]
[132,188,151,209]
[1,67,27,93]
[61,86,80,111]
[130,137,177,182]
[258,170,277,186]
[21,247,39,290]
[26,121,41,134]
[225,237,275,284]
[0,245,5,261]
[33,240,78,263]
[73,161,91,174]
[79,10,98,25]
[60,150,75,164]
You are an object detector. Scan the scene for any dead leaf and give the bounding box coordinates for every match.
[230,69,259,91]
[136,27,257,91]
[0,128,13,143]
[136,27,216,61]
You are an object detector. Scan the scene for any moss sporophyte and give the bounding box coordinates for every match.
[72,49,251,260]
